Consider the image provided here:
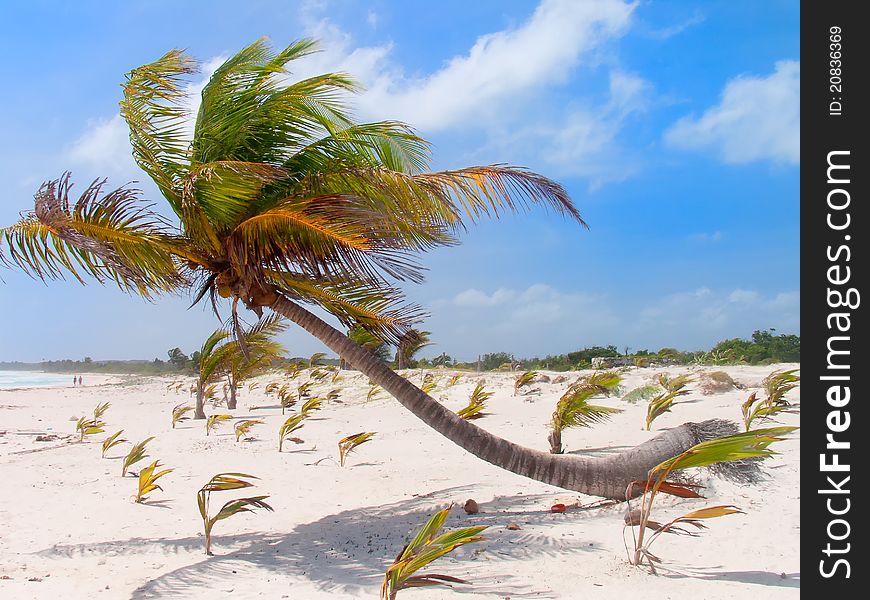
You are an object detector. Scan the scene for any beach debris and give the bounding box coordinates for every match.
[463,499,479,514]
[550,503,566,513]
[506,522,521,530]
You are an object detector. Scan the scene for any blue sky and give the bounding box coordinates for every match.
[0,0,799,362]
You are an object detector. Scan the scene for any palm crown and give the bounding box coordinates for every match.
[1,38,584,345]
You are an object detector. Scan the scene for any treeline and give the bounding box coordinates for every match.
[1,329,798,375]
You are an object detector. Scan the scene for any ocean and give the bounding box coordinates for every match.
[0,370,76,390]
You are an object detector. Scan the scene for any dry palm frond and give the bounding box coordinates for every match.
[338,431,376,466]
[134,460,173,503]
[175,383,185,393]
[762,369,800,406]
[234,419,264,441]
[197,472,272,555]
[457,382,492,420]
[122,437,155,477]
[101,430,128,458]
[549,384,622,454]
[206,414,232,435]
[171,403,195,428]
[380,505,486,600]
[513,370,537,395]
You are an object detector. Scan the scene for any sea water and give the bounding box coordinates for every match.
[0,370,75,390]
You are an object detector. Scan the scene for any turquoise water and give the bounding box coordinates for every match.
[0,370,76,389]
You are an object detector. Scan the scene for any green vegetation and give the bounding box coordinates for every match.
[206,414,232,435]
[234,419,264,442]
[457,382,492,420]
[197,473,272,555]
[381,505,487,600]
[645,374,693,431]
[171,403,194,428]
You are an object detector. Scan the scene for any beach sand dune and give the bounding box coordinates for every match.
[0,365,799,599]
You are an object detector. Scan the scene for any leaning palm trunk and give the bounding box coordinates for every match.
[268,292,709,500]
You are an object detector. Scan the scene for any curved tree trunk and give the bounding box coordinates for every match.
[268,292,717,500]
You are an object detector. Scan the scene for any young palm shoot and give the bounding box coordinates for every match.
[325,388,341,403]
[122,437,155,476]
[247,382,260,392]
[549,384,622,454]
[645,375,693,431]
[101,430,128,458]
[234,419,264,442]
[625,425,797,572]
[93,402,111,420]
[76,416,105,442]
[762,369,800,406]
[741,391,799,431]
[447,374,461,387]
[264,381,280,396]
[278,386,295,414]
[133,460,173,503]
[197,473,273,555]
[206,414,232,436]
[380,505,487,600]
[278,413,307,452]
[421,378,438,395]
[171,403,195,428]
[514,370,537,395]
[309,352,326,367]
[338,432,376,466]
[457,382,492,420]
[367,384,382,402]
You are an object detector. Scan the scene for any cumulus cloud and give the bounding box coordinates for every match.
[664,60,800,165]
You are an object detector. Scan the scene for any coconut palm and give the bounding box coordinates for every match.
[1,38,734,500]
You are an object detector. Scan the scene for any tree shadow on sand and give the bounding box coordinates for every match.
[39,486,605,598]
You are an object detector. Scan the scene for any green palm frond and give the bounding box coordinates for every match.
[762,369,800,406]
[549,383,622,453]
[197,472,272,555]
[171,403,195,428]
[122,437,155,477]
[134,460,173,503]
[513,370,537,395]
[457,382,491,420]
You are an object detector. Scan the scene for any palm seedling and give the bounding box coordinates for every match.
[93,402,111,420]
[741,391,800,431]
[278,413,307,452]
[456,382,492,420]
[122,437,155,476]
[624,425,797,572]
[513,370,537,395]
[380,505,487,600]
[133,460,173,503]
[367,384,382,402]
[447,374,461,387]
[285,363,303,380]
[420,377,438,395]
[206,414,232,436]
[762,369,800,406]
[549,383,622,454]
[278,384,295,414]
[338,431,376,466]
[300,396,324,415]
[309,352,327,367]
[248,382,260,392]
[197,473,273,555]
[310,367,329,382]
[75,416,105,442]
[234,419,264,442]
[171,403,195,428]
[621,385,660,405]
[175,383,185,393]
[264,381,281,396]
[101,430,128,458]
[325,388,341,402]
[645,374,693,431]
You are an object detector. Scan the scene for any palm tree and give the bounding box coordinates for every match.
[1,39,728,499]
[224,314,287,409]
[395,329,432,369]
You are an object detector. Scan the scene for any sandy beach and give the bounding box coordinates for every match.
[0,364,799,599]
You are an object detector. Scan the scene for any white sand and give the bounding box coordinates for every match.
[0,364,800,599]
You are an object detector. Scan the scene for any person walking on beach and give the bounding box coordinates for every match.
[78,375,83,386]
[73,375,77,386]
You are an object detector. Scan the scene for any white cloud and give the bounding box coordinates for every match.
[354,0,635,130]
[454,288,516,307]
[67,114,137,175]
[689,231,723,243]
[664,60,800,165]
